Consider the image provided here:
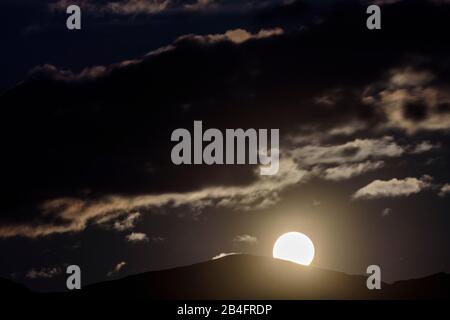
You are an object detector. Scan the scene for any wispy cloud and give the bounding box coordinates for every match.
[113,212,141,231]
[107,261,127,277]
[0,157,308,239]
[26,266,62,279]
[126,232,149,242]
[289,136,405,166]
[323,161,385,181]
[381,208,392,217]
[353,175,433,199]
[151,236,165,243]
[233,234,258,245]
[178,28,284,45]
[212,252,239,260]
[411,141,440,154]
[439,184,450,197]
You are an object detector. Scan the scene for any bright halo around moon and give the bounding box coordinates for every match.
[273,232,315,266]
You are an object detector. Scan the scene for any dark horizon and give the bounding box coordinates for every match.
[4,254,450,300]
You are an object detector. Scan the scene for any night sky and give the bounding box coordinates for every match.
[1,0,450,292]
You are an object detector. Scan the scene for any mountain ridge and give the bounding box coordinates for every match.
[2,255,450,299]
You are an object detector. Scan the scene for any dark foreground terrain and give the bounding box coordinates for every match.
[2,255,450,299]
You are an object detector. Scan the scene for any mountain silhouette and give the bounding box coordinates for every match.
[2,255,450,299]
[0,277,32,297]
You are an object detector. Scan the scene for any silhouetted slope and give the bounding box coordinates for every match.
[76,255,386,299]
[389,272,450,299]
[2,255,450,299]
[0,277,31,298]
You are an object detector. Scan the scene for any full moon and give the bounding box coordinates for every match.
[273,232,315,266]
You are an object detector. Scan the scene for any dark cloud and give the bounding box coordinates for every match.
[0,0,449,257]
[49,0,297,15]
[404,102,429,122]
